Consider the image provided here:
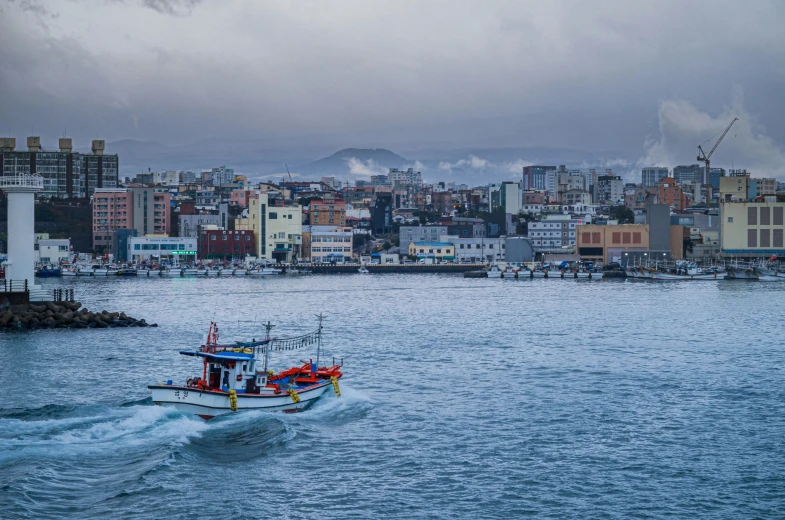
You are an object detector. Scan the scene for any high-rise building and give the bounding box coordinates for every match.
[489,182,521,214]
[673,164,702,185]
[641,167,669,187]
[592,175,624,203]
[522,165,556,191]
[0,137,118,198]
[388,168,422,186]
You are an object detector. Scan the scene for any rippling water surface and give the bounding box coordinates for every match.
[1,275,784,519]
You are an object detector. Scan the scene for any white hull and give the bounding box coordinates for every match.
[532,271,546,278]
[150,382,333,418]
[233,270,247,276]
[575,272,590,278]
[76,270,92,276]
[61,270,77,276]
[182,269,199,276]
[651,272,691,280]
[163,269,182,277]
[136,269,150,276]
[206,270,219,277]
[725,270,758,280]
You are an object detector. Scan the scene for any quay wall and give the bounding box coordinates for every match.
[308,263,487,274]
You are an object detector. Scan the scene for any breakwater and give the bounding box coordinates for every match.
[0,300,156,330]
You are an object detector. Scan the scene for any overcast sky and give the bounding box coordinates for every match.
[1,0,784,175]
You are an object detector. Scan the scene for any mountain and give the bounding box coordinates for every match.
[297,148,409,177]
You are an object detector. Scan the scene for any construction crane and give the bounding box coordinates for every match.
[697,117,738,202]
[284,163,293,183]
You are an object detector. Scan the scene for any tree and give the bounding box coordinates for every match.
[382,241,392,251]
[616,207,635,224]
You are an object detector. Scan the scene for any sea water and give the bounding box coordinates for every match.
[0,275,784,519]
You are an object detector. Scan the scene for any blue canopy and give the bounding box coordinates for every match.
[179,351,255,362]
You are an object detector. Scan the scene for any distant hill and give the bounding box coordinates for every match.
[298,148,409,177]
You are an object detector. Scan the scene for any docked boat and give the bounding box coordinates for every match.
[149,318,343,419]
[531,268,547,278]
[487,264,502,278]
[233,267,247,276]
[725,267,758,280]
[357,265,369,274]
[182,267,199,276]
[753,266,784,281]
[162,267,182,277]
[36,266,61,277]
[61,266,78,276]
[248,266,281,276]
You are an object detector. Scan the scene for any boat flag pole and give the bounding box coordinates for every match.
[264,321,274,372]
[315,313,326,367]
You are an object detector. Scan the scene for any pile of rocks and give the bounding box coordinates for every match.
[0,301,157,330]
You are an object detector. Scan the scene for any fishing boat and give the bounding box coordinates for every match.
[61,266,78,277]
[753,267,783,281]
[725,266,758,280]
[149,317,343,419]
[36,265,61,277]
[502,265,516,278]
[248,266,281,276]
[182,267,199,276]
[162,267,182,277]
[486,264,502,278]
[233,267,247,276]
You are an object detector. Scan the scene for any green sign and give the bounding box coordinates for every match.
[172,251,196,255]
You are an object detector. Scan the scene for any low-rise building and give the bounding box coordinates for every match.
[720,198,785,258]
[408,242,455,261]
[179,214,222,238]
[311,200,347,227]
[442,236,505,262]
[199,229,255,259]
[528,215,585,252]
[576,224,651,263]
[35,238,70,264]
[307,230,353,263]
[127,236,197,262]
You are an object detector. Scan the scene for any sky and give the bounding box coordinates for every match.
[1,0,785,178]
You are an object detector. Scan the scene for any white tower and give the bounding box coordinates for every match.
[1,174,43,284]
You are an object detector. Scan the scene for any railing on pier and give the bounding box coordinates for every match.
[1,279,29,293]
[0,279,74,302]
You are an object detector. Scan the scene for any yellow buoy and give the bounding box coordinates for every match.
[330,376,341,397]
[287,389,300,404]
[228,389,238,411]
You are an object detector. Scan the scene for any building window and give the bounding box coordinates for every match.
[222,235,227,241]
[592,232,601,244]
[748,207,757,226]
[269,212,278,219]
[761,229,771,248]
[612,232,621,244]
[727,217,733,223]
[774,207,783,226]
[774,229,783,247]
[748,229,757,248]
[761,207,771,226]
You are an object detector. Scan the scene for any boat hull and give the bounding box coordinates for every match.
[149,381,333,418]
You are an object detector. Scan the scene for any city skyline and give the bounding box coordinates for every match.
[1,1,784,180]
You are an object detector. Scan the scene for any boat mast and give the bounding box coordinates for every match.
[315,313,325,366]
[263,321,274,372]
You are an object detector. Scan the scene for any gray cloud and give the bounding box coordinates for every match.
[1,0,783,177]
